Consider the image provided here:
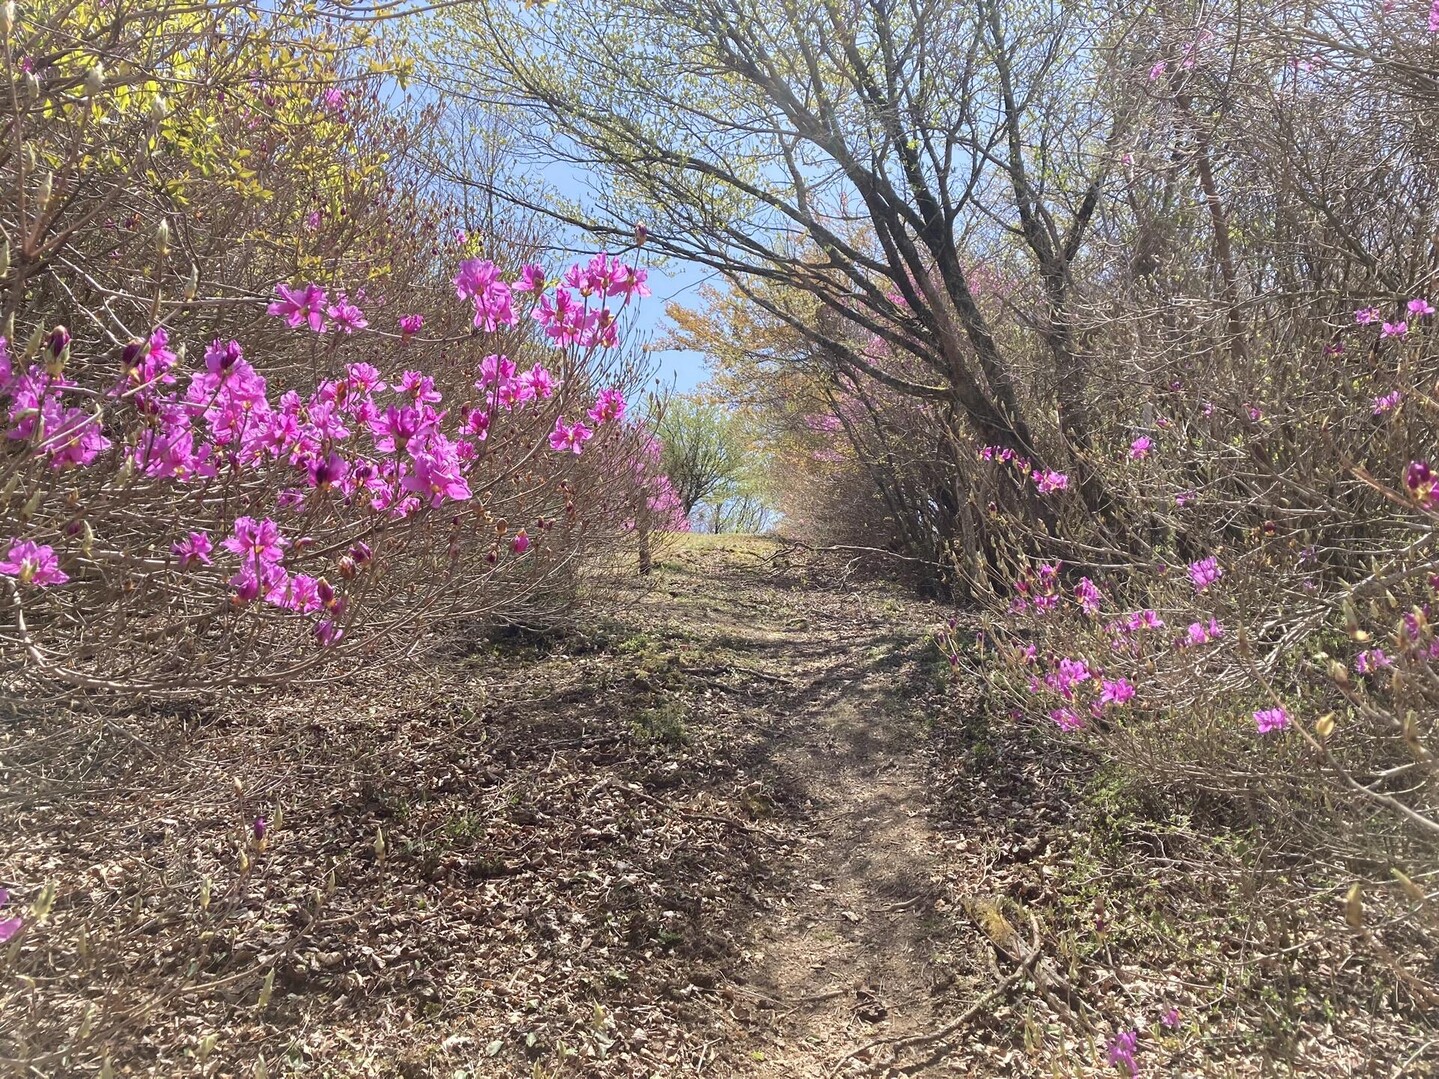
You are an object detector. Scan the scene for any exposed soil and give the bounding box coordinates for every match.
[3,534,1434,1077]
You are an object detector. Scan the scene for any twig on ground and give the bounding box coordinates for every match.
[828,913,1043,1076]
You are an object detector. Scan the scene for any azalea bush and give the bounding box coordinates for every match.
[0,0,677,703]
[648,0,1439,1047]
[920,6,1439,1021]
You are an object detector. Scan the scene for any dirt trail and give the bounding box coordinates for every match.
[636,537,980,1077]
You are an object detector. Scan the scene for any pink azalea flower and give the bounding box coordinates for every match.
[1129,436,1153,460]
[1406,460,1438,508]
[283,574,323,614]
[1182,619,1224,647]
[1373,391,1402,414]
[1074,577,1102,616]
[267,283,329,332]
[520,363,558,400]
[1099,678,1136,707]
[0,539,68,586]
[397,314,423,335]
[1050,707,1083,732]
[609,263,650,298]
[345,362,385,394]
[513,264,546,293]
[172,531,213,568]
[549,417,594,455]
[1254,706,1289,733]
[1408,297,1435,318]
[399,370,441,406]
[1354,306,1380,325]
[403,438,472,506]
[1107,1030,1139,1077]
[1354,648,1392,674]
[587,387,627,425]
[453,259,516,331]
[460,408,490,441]
[1430,0,1439,32]
[1382,320,1408,338]
[1161,1007,1180,1030]
[1033,469,1068,493]
[1148,59,1166,81]
[326,297,368,333]
[476,353,517,388]
[1188,557,1222,592]
[0,888,20,943]
[1175,490,1196,507]
[511,529,531,554]
[222,517,287,566]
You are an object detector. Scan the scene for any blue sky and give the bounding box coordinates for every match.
[628,258,715,393]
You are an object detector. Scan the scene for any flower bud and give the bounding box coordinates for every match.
[31,880,56,923]
[184,263,198,301]
[121,338,146,378]
[150,94,168,122]
[35,171,51,214]
[83,62,105,97]
[20,489,44,523]
[1328,659,1350,688]
[24,72,40,102]
[349,540,372,565]
[0,2,17,37]
[635,221,648,246]
[156,219,170,256]
[46,323,70,359]
[0,238,10,278]
[1392,867,1425,903]
[337,555,357,580]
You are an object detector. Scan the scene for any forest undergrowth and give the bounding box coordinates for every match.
[5,535,1431,1077]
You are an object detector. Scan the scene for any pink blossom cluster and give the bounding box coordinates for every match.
[629,434,690,532]
[0,888,20,943]
[1354,648,1392,674]
[804,413,842,433]
[267,284,368,333]
[0,258,640,631]
[1010,562,1061,614]
[0,539,68,587]
[1253,706,1289,734]
[0,331,111,470]
[1373,391,1402,415]
[1406,460,1438,509]
[1180,619,1225,647]
[1188,557,1222,592]
[1354,296,1433,339]
[1075,576,1103,616]
[1027,650,1137,730]
[979,444,1070,496]
[527,253,651,349]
